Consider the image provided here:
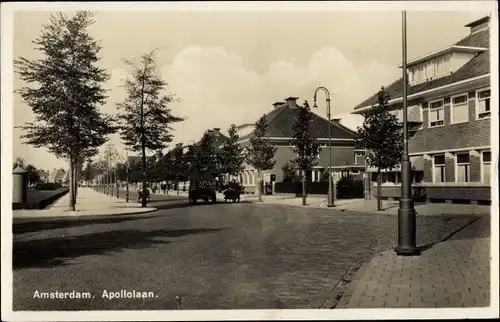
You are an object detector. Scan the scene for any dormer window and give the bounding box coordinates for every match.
[405,45,485,85]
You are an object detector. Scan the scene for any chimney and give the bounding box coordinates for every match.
[331,118,341,124]
[284,96,299,108]
[272,102,284,109]
[465,16,490,35]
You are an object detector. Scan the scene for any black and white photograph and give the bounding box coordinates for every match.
[1,1,498,321]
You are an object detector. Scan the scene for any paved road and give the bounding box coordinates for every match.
[13,192,489,310]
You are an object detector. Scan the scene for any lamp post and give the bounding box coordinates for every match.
[313,86,335,207]
[395,11,420,256]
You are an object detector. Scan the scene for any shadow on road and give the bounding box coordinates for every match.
[153,200,254,211]
[13,227,228,270]
[13,214,166,235]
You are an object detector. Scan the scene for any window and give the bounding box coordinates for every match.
[411,170,425,183]
[354,152,364,165]
[436,58,444,74]
[429,99,444,127]
[425,61,433,79]
[482,151,491,183]
[451,94,469,124]
[433,155,446,183]
[417,66,424,80]
[455,152,470,183]
[477,89,491,119]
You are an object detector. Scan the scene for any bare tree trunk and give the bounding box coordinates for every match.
[302,170,306,206]
[177,181,180,195]
[377,168,382,211]
[73,159,78,207]
[257,169,263,202]
[68,158,76,211]
[141,146,147,207]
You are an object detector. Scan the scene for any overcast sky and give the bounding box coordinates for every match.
[8,3,490,170]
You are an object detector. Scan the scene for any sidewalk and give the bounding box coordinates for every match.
[331,237,491,308]
[13,187,157,218]
[254,196,490,216]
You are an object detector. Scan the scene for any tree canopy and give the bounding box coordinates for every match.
[14,11,115,210]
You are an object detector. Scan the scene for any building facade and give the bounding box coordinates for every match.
[352,16,492,203]
[233,96,364,194]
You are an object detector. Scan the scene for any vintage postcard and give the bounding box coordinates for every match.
[1,1,498,321]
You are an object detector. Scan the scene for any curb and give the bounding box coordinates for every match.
[326,249,389,309]
[13,207,159,219]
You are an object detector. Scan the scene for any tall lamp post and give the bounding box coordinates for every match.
[395,11,420,256]
[313,86,335,207]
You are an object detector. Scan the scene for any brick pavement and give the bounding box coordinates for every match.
[254,196,490,217]
[334,237,491,309]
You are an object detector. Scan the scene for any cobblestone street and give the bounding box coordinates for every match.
[12,193,489,310]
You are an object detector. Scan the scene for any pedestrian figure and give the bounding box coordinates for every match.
[161,182,167,194]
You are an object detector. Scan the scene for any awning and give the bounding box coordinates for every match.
[390,105,422,123]
[367,155,424,172]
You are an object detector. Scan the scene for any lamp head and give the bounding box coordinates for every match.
[313,100,318,109]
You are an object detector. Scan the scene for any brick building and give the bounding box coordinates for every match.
[233,96,363,194]
[351,16,492,203]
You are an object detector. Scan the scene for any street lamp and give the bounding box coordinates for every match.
[395,11,420,256]
[313,86,335,207]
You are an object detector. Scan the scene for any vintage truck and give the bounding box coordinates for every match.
[188,179,217,204]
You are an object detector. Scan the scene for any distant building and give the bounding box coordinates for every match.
[37,169,50,182]
[232,96,363,194]
[48,168,67,183]
[351,16,491,203]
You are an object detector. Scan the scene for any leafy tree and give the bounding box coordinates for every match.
[290,100,321,206]
[14,11,115,211]
[116,50,185,207]
[219,124,245,178]
[355,87,403,210]
[170,144,188,194]
[102,144,121,194]
[282,161,299,182]
[81,160,96,184]
[191,131,220,183]
[246,115,277,202]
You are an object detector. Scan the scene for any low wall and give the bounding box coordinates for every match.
[13,188,69,210]
[372,184,491,202]
[274,180,364,199]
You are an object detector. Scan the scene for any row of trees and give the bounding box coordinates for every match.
[16,11,403,210]
[15,11,186,209]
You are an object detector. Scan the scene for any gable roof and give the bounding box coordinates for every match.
[192,128,230,150]
[353,27,490,111]
[239,101,356,141]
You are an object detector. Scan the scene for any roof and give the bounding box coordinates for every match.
[401,45,487,68]
[190,129,230,150]
[465,16,490,28]
[239,101,356,141]
[49,168,66,181]
[353,27,490,111]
